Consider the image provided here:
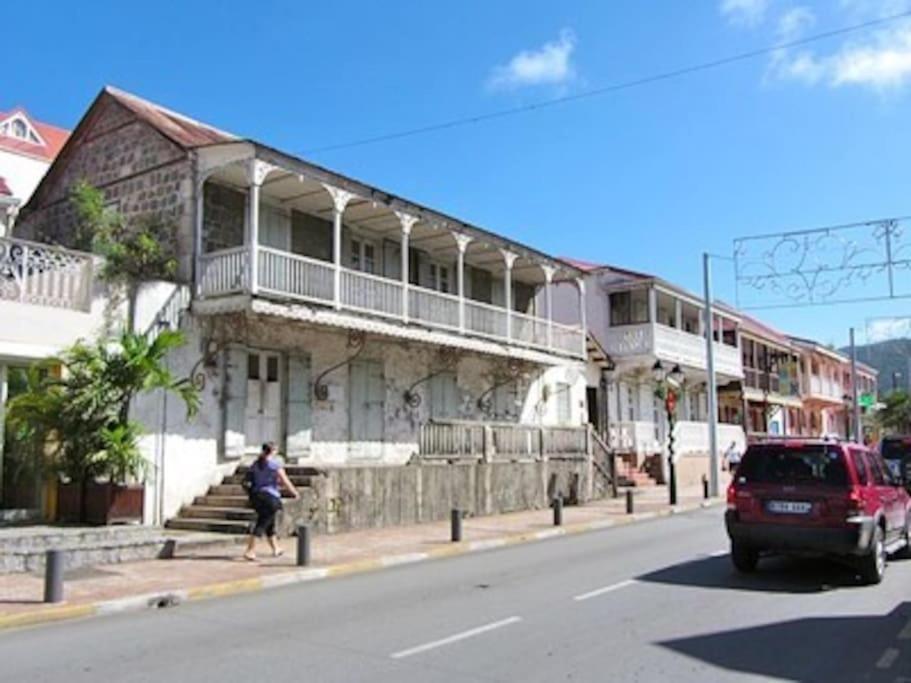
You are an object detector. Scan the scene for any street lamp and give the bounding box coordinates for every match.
[653,360,685,506]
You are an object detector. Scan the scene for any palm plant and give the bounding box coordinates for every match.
[7,330,199,492]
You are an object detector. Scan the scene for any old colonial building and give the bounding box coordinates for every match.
[13,87,592,527]
[557,260,746,488]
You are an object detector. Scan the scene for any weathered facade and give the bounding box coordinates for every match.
[14,87,592,527]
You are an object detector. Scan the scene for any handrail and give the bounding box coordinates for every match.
[589,427,618,498]
[0,235,94,260]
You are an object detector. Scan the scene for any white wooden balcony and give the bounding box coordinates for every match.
[199,246,585,358]
[0,237,94,312]
[603,322,742,378]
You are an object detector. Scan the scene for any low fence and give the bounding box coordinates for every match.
[419,420,590,461]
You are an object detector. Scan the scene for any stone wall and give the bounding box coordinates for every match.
[279,458,595,535]
[15,97,196,281]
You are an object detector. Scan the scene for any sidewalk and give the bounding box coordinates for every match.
[0,485,722,631]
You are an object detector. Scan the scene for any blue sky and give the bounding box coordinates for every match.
[6,0,911,347]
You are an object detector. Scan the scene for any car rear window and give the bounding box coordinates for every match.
[738,445,849,488]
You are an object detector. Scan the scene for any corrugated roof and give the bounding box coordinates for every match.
[104,86,235,148]
[0,107,69,162]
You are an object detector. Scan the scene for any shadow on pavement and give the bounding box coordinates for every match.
[659,602,911,682]
[637,554,866,594]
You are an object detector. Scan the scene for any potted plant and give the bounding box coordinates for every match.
[8,331,198,524]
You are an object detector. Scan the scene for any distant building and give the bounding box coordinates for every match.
[0,107,69,235]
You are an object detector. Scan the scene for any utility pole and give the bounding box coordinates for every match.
[849,328,861,443]
[703,253,719,498]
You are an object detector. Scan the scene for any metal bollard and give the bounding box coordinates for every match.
[451,508,462,543]
[553,496,563,526]
[626,489,634,515]
[296,524,311,567]
[44,550,64,603]
[702,475,710,500]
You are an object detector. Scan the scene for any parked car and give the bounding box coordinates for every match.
[725,438,911,584]
[880,436,911,491]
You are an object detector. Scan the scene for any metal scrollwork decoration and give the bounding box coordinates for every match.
[313,330,366,401]
[403,348,460,409]
[476,357,529,415]
[733,217,911,309]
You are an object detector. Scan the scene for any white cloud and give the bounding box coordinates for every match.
[720,0,772,26]
[777,6,816,40]
[732,0,911,91]
[772,23,911,90]
[487,29,577,91]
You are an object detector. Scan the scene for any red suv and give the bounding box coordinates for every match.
[725,438,911,584]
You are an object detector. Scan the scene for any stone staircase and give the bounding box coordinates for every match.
[616,454,660,488]
[166,465,320,534]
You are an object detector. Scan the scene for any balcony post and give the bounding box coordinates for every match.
[454,233,472,333]
[324,184,355,310]
[193,176,205,297]
[501,250,518,340]
[396,212,418,323]
[647,287,657,324]
[674,299,682,329]
[576,277,587,357]
[246,160,274,295]
[541,265,555,349]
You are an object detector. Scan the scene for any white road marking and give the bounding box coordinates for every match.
[390,616,522,659]
[876,648,900,670]
[899,619,911,640]
[573,579,638,602]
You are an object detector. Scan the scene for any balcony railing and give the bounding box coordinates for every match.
[0,237,94,312]
[199,247,585,358]
[603,322,742,377]
[419,420,589,461]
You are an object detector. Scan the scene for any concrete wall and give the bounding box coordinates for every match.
[280,458,595,535]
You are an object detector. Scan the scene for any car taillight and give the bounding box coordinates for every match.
[726,483,737,509]
[846,488,864,518]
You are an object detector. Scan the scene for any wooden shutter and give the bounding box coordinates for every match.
[223,347,248,458]
[350,360,385,442]
[430,372,459,420]
[286,354,312,458]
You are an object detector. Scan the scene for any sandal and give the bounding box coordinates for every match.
[272,549,284,558]
[243,552,257,562]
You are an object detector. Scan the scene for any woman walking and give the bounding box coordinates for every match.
[243,442,300,561]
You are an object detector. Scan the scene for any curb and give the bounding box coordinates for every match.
[0,498,723,633]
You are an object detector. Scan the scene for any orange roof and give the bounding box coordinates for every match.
[0,107,69,162]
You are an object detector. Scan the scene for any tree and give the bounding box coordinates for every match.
[6,330,199,520]
[877,390,911,434]
[71,181,179,330]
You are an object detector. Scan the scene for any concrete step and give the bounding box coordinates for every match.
[180,506,256,521]
[236,465,321,478]
[165,518,251,534]
[195,494,252,508]
[221,475,313,488]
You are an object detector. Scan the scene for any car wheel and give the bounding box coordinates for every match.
[731,541,759,573]
[859,526,886,584]
[896,518,911,560]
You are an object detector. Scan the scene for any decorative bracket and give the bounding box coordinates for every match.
[246,159,276,187]
[476,358,527,414]
[403,348,460,408]
[323,184,356,215]
[313,330,366,400]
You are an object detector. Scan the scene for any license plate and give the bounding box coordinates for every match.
[766,500,812,515]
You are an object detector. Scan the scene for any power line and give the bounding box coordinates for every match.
[303,10,911,155]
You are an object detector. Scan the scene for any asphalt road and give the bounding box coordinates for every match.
[3,507,911,682]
